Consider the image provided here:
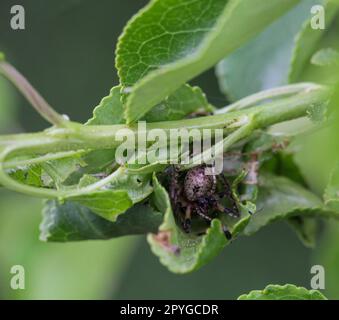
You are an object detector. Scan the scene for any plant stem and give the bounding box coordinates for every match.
[0,60,67,127]
[3,150,87,169]
[0,84,330,199]
[70,86,329,149]
[183,116,255,169]
[0,144,126,199]
[215,82,323,114]
[0,85,329,157]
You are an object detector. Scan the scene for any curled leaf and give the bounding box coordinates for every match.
[68,190,133,222]
[147,174,250,274]
[40,201,163,242]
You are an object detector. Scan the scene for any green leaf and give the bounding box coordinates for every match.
[87,84,211,124]
[80,149,117,174]
[77,174,99,187]
[324,164,339,211]
[143,84,211,122]
[216,0,316,101]
[9,165,42,187]
[40,201,163,242]
[67,190,133,222]
[116,0,300,123]
[147,174,250,274]
[64,168,152,222]
[42,157,83,188]
[39,87,122,189]
[243,133,320,247]
[244,173,339,236]
[83,82,211,179]
[110,172,153,204]
[311,47,339,66]
[238,284,327,300]
[65,87,124,183]
[81,87,124,177]
[126,162,168,175]
[289,0,339,82]
[270,150,309,186]
[0,52,5,61]
[86,86,125,125]
[287,216,317,247]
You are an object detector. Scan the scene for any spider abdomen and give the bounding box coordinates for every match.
[184,167,216,202]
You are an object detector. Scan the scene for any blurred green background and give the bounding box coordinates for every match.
[0,0,338,300]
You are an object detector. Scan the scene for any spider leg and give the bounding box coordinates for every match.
[219,173,236,200]
[222,225,232,241]
[168,166,180,202]
[168,165,189,228]
[224,206,241,218]
[213,200,238,218]
[218,174,241,218]
[195,207,212,223]
[196,206,232,240]
[182,204,192,233]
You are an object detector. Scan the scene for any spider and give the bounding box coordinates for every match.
[168,165,240,240]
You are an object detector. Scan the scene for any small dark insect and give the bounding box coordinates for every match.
[168,165,240,240]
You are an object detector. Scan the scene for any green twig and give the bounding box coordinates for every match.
[0,84,330,199]
[0,60,67,127]
[215,83,323,114]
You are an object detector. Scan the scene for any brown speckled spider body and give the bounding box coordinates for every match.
[184,166,216,201]
[168,165,240,240]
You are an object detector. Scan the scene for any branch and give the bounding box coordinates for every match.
[215,83,323,114]
[0,57,67,127]
[0,84,330,199]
